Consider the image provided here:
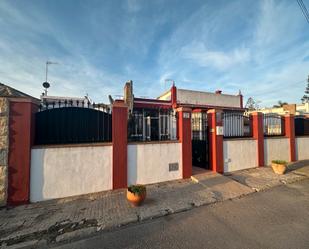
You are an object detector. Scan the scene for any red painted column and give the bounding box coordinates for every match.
[171,84,177,108]
[112,100,128,189]
[285,114,296,162]
[177,107,192,178]
[207,109,224,173]
[7,99,38,206]
[252,112,264,167]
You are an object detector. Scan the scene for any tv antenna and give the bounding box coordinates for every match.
[42,61,58,96]
[164,79,175,90]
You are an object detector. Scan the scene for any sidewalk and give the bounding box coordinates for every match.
[1,162,309,249]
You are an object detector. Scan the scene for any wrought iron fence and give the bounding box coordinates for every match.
[35,100,112,145]
[223,112,252,137]
[263,113,285,136]
[128,108,177,142]
[295,115,309,136]
[192,112,207,140]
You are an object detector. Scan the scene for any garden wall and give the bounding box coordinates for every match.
[295,136,309,160]
[127,141,182,185]
[30,144,112,202]
[223,138,257,172]
[264,137,289,165]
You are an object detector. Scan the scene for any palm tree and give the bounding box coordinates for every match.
[273,100,288,108]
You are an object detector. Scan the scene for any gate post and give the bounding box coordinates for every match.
[112,100,128,189]
[177,107,192,179]
[7,98,38,206]
[285,114,296,162]
[252,112,264,167]
[207,109,224,173]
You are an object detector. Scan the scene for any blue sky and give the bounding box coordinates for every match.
[0,0,308,106]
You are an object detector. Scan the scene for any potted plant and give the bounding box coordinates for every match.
[271,160,288,175]
[127,184,146,206]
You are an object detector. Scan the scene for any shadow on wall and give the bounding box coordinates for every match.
[127,145,138,186]
[30,149,46,202]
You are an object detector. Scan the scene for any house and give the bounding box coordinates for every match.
[124,80,244,142]
[258,103,309,116]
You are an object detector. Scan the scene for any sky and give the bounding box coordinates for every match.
[0,0,308,107]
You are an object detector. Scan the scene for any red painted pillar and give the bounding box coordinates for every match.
[112,100,128,189]
[171,84,177,108]
[285,114,296,162]
[7,99,38,206]
[252,112,264,167]
[240,94,243,108]
[177,107,192,178]
[207,109,224,173]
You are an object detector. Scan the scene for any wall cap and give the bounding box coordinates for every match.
[207,109,223,113]
[112,100,128,108]
[176,107,191,112]
[250,111,263,116]
[32,142,113,149]
[128,140,180,145]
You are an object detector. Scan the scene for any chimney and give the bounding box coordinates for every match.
[124,80,134,113]
[215,90,222,94]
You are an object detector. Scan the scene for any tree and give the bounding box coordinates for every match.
[301,75,309,104]
[273,100,288,108]
[245,97,259,111]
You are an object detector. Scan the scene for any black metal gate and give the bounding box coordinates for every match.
[35,103,112,145]
[191,112,209,169]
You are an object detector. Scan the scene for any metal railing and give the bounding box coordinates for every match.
[35,100,112,145]
[192,112,207,140]
[128,109,177,142]
[263,113,285,136]
[295,115,309,136]
[223,112,252,137]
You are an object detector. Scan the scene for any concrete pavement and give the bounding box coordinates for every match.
[1,162,309,248]
[52,179,309,249]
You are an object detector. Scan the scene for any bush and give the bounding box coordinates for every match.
[128,185,146,196]
[271,160,287,165]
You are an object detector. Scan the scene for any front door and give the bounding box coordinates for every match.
[192,112,209,169]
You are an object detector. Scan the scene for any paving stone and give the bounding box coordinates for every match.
[55,227,97,243]
[0,166,307,248]
[2,240,39,249]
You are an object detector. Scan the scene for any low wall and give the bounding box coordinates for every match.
[128,141,182,185]
[223,138,257,172]
[30,144,112,202]
[296,136,309,160]
[264,137,289,165]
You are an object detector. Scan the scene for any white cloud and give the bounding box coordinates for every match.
[181,42,251,71]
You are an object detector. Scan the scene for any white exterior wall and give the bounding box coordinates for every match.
[177,89,241,108]
[296,137,309,160]
[30,145,112,202]
[264,138,289,165]
[128,142,182,185]
[223,139,257,172]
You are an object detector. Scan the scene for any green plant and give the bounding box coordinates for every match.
[272,160,287,165]
[128,185,146,196]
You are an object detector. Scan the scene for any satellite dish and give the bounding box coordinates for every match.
[42,82,50,89]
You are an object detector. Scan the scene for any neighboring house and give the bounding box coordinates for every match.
[258,103,309,116]
[124,80,245,142]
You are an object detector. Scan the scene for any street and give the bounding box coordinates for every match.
[53,179,309,249]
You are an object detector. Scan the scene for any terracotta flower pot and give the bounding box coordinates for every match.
[271,163,287,175]
[126,189,146,206]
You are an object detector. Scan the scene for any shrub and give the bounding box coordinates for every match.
[128,185,146,196]
[271,160,287,165]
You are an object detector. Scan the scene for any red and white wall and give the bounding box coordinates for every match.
[2,96,309,206]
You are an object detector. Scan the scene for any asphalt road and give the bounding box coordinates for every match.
[53,179,309,249]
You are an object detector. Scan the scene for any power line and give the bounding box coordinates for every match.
[297,0,309,24]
